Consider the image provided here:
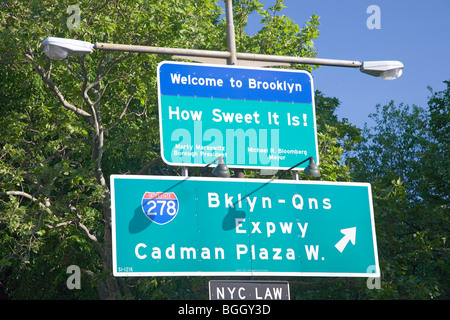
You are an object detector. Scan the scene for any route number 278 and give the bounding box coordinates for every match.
[145,200,177,216]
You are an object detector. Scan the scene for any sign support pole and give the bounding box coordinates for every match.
[224,6,257,284]
[225,0,237,66]
[225,0,245,179]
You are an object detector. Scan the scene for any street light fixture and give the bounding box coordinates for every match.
[360,60,404,80]
[41,37,93,60]
[279,156,321,180]
[41,37,403,80]
[200,156,231,178]
[290,156,321,178]
[301,157,321,178]
[211,156,231,178]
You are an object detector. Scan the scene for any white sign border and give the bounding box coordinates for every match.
[111,175,380,278]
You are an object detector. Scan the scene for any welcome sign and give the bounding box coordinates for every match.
[157,62,319,170]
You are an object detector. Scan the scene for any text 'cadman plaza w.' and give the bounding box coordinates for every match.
[158,61,319,170]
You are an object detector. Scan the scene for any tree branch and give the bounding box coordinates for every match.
[24,53,92,119]
[0,191,51,212]
[105,90,136,133]
[85,52,131,94]
[80,56,97,123]
[73,212,107,262]
[137,156,162,175]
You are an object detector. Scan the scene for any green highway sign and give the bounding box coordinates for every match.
[157,61,319,170]
[111,175,379,277]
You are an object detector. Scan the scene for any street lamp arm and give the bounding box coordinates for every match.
[42,37,403,79]
[236,52,361,68]
[94,42,361,68]
[94,42,231,59]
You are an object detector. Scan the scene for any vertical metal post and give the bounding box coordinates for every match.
[181,166,188,177]
[225,0,244,178]
[225,0,237,65]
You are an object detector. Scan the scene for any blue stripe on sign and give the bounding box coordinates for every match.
[158,62,313,104]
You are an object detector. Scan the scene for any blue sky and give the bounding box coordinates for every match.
[244,0,450,128]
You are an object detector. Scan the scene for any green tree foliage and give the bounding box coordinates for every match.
[313,91,361,182]
[0,0,327,299]
[350,81,449,299]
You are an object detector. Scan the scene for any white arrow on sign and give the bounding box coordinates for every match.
[335,227,356,253]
